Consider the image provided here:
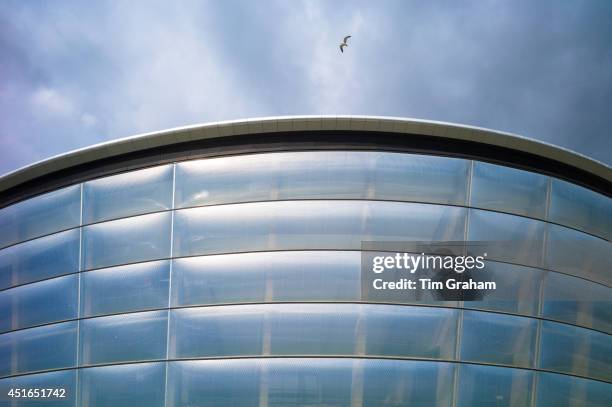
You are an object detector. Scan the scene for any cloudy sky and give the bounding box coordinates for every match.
[1,0,611,175]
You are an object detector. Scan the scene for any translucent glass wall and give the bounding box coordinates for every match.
[0,151,610,406]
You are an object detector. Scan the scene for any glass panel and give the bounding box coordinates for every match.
[170,304,360,358]
[0,185,81,249]
[536,371,612,407]
[542,272,612,334]
[170,306,264,358]
[456,364,533,407]
[545,224,611,286]
[460,311,537,368]
[466,261,543,317]
[468,209,545,267]
[0,321,77,377]
[167,358,355,407]
[175,151,469,208]
[78,362,165,407]
[0,369,77,407]
[365,306,458,359]
[265,358,354,407]
[171,304,458,360]
[549,178,612,240]
[83,164,173,224]
[166,360,260,407]
[540,321,612,382]
[0,229,80,290]
[268,304,359,356]
[370,153,469,205]
[174,201,466,257]
[82,212,171,270]
[80,260,170,317]
[470,161,548,218]
[171,251,360,306]
[79,311,167,366]
[0,275,78,333]
[168,358,455,407]
[363,359,455,407]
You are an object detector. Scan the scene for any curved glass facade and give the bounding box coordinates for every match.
[0,150,610,406]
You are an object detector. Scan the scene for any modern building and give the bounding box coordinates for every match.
[0,116,610,406]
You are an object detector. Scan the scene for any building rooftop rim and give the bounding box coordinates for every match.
[1,115,611,196]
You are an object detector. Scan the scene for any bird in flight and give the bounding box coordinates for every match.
[339,35,351,53]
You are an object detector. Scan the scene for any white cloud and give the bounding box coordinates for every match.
[30,87,99,129]
[30,87,75,117]
[89,1,270,137]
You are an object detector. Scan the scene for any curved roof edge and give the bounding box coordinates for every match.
[1,115,611,195]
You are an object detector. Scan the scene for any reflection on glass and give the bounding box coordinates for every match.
[171,251,360,306]
[540,321,612,382]
[0,275,78,333]
[268,305,359,356]
[174,201,466,257]
[545,224,611,286]
[170,304,460,360]
[78,362,165,407]
[456,364,533,406]
[536,371,612,406]
[0,185,81,249]
[80,260,170,317]
[362,359,455,406]
[468,209,545,267]
[467,261,543,317]
[83,164,173,224]
[542,272,612,334]
[470,161,548,218]
[365,306,458,359]
[549,178,612,240]
[0,229,80,290]
[167,358,458,407]
[166,359,260,407]
[266,358,354,407]
[461,311,537,367]
[175,151,469,208]
[79,311,168,366]
[82,212,171,270]
[0,321,77,377]
[170,307,264,358]
[167,358,354,407]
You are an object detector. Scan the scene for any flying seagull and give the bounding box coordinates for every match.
[339,35,351,53]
